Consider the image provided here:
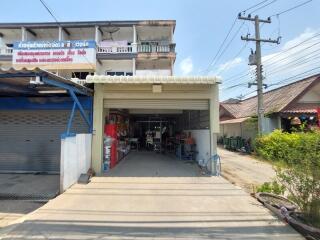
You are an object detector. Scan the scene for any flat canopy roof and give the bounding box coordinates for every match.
[0,67,92,97]
[86,75,221,85]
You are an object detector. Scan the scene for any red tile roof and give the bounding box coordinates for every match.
[221,74,320,119]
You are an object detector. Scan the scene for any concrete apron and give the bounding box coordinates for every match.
[0,176,303,239]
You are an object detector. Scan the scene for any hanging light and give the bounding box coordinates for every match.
[291,117,301,125]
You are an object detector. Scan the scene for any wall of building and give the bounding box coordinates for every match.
[96,60,134,75]
[60,134,92,192]
[183,129,210,164]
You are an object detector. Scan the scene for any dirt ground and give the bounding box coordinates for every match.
[218,146,276,194]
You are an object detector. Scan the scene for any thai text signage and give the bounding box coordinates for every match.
[12,40,96,70]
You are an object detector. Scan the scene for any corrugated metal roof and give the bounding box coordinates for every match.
[282,103,319,114]
[0,67,92,96]
[220,117,250,124]
[221,74,320,118]
[86,75,221,84]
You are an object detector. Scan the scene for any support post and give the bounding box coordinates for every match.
[66,101,77,135]
[91,84,105,174]
[209,84,220,175]
[132,25,137,53]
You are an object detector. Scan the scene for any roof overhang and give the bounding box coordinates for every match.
[86,75,221,85]
[220,117,250,124]
[0,67,92,97]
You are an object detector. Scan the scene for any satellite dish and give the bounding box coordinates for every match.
[102,26,120,41]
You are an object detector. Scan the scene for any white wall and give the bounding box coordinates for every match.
[183,129,210,164]
[136,69,171,76]
[60,134,92,192]
[96,60,133,75]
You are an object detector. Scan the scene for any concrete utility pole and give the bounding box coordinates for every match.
[238,13,280,135]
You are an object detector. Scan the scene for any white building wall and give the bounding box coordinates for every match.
[60,134,92,192]
[96,60,133,75]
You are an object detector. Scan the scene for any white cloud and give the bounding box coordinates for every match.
[262,28,320,84]
[179,57,193,75]
[216,57,243,73]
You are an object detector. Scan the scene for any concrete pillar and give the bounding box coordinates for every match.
[132,58,136,75]
[209,84,220,174]
[58,26,68,41]
[21,27,27,41]
[132,25,137,53]
[95,26,102,44]
[91,84,105,174]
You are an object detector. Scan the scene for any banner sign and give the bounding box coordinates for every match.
[12,40,96,70]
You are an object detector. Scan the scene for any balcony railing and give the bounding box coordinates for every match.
[97,45,133,54]
[137,44,175,53]
[97,43,175,54]
[0,47,13,55]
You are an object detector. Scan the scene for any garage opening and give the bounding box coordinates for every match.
[102,107,211,177]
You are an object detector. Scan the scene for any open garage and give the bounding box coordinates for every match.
[88,75,220,176]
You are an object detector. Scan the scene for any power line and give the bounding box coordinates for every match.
[215,42,248,76]
[250,0,279,14]
[202,18,238,74]
[205,22,245,74]
[39,0,60,24]
[270,0,313,17]
[241,0,271,13]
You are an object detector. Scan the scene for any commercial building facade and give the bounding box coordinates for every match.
[0,20,220,188]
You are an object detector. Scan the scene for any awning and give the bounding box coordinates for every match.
[86,75,221,84]
[220,117,250,124]
[0,67,92,96]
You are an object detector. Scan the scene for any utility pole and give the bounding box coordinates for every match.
[238,13,280,135]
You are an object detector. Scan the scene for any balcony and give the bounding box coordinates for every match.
[97,45,133,54]
[137,43,175,53]
[0,47,13,55]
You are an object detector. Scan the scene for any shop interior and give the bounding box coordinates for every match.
[103,108,210,173]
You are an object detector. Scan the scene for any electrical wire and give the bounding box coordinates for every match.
[205,22,245,75]
[250,0,278,14]
[201,18,238,74]
[270,0,313,17]
[241,0,271,13]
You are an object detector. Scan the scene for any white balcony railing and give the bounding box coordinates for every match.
[97,45,133,54]
[137,44,175,53]
[0,47,13,55]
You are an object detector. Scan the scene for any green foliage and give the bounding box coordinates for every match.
[256,180,286,195]
[255,130,320,227]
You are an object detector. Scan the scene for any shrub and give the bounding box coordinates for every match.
[255,130,320,227]
[256,180,286,195]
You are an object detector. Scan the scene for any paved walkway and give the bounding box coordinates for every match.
[218,147,276,193]
[0,152,302,239]
[0,174,59,228]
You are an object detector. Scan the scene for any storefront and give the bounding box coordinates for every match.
[88,75,220,175]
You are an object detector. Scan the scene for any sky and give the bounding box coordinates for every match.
[0,0,319,100]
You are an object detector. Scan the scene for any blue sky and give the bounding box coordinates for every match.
[0,0,319,100]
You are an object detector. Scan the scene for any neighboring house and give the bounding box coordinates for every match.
[220,74,320,139]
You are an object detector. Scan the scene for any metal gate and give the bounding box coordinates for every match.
[0,110,88,173]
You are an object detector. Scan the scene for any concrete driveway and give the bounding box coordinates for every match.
[0,153,303,239]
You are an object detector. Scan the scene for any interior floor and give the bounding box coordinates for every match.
[105,151,204,177]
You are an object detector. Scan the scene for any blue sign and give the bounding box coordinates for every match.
[13,40,96,50]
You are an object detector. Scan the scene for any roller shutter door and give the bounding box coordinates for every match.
[0,110,88,173]
[104,99,209,110]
